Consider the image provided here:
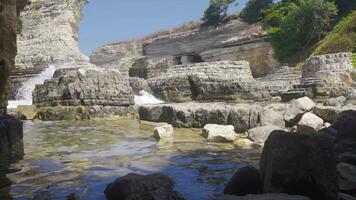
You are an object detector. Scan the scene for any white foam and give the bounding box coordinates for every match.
[134,90,164,106]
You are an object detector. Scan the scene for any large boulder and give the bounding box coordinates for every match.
[104,173,185,200]
[259,108,285,128]
[260,131,338,200]
[247,125,282,143]
[284,97,315,126]
[297,112,324,133]
[224,166,262,196]
[313,105,342,123]
[202,124,237,142]
[337,163,356,192]
[228,104,260,133]
[153,125,174,141]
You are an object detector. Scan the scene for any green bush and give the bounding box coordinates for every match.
[240,0,273,24]
[353,53,356,68]
[262,2,298,28]
[270,0,338,60]
[313,11,356,55]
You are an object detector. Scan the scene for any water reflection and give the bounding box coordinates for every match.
[0,119,261,200]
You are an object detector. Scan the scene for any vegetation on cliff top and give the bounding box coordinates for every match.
[312,11,356,56]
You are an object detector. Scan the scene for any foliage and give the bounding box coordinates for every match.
[202,0,236,26]
[270,0,338,60]
[353,53,356,68]
[240,0,273,24]
[313,11,356,55]
[262,2,298,28]
[33,0,42,10]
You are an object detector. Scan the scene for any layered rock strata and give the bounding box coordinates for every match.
[11,0,90,97]
[90,20,280,78]
[33,67,136,120]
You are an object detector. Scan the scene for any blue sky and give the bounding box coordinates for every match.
[78,0,248,55]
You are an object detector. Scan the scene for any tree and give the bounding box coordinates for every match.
[240,0,273,24]
[262,2,298,28]
[202,0,236,26]
[271,0,338,60]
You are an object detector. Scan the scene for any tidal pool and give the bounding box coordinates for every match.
[0,119,261,200]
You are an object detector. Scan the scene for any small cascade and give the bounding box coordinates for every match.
[134,90,164,106]
[8,62,76,109]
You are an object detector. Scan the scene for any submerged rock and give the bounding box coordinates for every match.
[224,165,262,196]
[260,131,338,200]
[104,173,185,200]
[202,124,236,142]
[153,124,174,140]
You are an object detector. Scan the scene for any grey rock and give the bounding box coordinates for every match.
[284,97,316,125]
[228,104,261,133]
[314,105,343,123]
[260,108,285,128]
[339,193,356,200]
[0,115,23,152]
[326,96,347,107]
[247,125,282,143]
[202,124,236,142]
[224,166,262,196]
[261,131,338,200]
[297,112,324,133]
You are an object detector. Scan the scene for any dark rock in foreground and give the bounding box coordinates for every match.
[104,173,185,200]
[0,115,23,152]
[224,165,262,196]
[217,193,310,200]
[260,131,338,200]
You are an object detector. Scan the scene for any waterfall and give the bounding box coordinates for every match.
[134,90,164,106]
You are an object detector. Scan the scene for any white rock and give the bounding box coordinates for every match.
[284,97,316,125]
[260,108,285,128]
[202,124,236,142]
[153,125,174,140]
[297,112,324,133]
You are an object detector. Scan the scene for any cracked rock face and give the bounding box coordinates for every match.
[12,0,90,97]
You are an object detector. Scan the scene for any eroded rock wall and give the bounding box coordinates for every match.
[90,20,280,78]
[11,0,90,97]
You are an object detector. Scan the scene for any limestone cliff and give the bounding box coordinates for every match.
[11,0,89,97]
[90,20,280,78]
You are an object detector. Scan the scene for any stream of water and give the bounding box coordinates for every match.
[0,120,260,200]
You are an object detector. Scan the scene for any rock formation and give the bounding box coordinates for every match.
[11,0,90,98]
[0,0,27,153]
[90,20,280,78]
[32,67,135,120]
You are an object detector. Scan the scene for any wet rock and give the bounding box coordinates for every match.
[284,97,315,126]
[247,125,282,143]
[104,173,185,200]
[139,105,164,122]
[224,165,262,196]
[0,115,23,152]
[217,194,311,200]
[153,125,174,140]
[15,105,37,120]
[339,152,356,166]
[338,163,356,191]
[228,104,260,133]
[259,108,285,128]
[260,131,338,200]
[331,110,356,140]
[202,124,236,142]
[297,112,324,133]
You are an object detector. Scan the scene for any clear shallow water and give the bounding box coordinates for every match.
[0,120,261,200]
